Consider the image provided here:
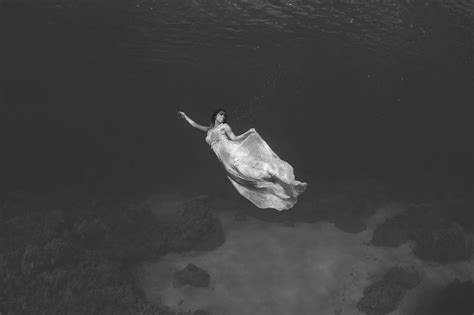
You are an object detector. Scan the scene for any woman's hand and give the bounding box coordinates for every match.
[178,111,187,119]
[179,111,208,132]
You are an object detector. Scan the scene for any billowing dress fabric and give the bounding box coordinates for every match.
[206,123,307,211]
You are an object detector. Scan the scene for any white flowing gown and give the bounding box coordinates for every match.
[205,123,307,210]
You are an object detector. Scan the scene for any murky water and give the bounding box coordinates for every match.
[1,0,473,191]
[1,2,473,314]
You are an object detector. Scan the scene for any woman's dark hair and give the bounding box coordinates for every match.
[210,109,228,126]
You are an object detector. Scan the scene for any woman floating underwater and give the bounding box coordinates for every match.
[178,109,307,210]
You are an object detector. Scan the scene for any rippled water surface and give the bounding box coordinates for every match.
[124,0,474,64]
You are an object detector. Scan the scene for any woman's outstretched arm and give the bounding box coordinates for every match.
[178,111,209,132]
[224,125,255,142]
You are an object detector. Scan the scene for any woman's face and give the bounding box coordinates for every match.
[216,111,226,123]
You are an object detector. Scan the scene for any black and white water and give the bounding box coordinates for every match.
[1,0,473,314]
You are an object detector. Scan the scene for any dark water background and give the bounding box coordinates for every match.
[1,0,473,199]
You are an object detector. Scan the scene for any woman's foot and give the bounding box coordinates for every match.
[294,181,308,195]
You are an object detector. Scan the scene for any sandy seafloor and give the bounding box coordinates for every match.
[137,196,474,315]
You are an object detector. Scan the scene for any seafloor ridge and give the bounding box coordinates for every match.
[1,179,472,314]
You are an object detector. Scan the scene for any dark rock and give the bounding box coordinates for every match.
[2,209,66,253]
[173,263,210,288]
[3,215,40,251]
[371,215,412,247]
[0,249,22,276]
[21,238,73,277]
[0,254,6,279]
[0,201,5,226]
[371,204,441,248]
[192,216,226,252]
[383,266,421,290]
[21,243,46,277]
[359,283,404,315]
[150,195,225,253]
[74,218,109,248]
[22,251,159,314]
[0,198,170,314]
[38,209,66,243]
[357,266,421,315]
[193,310,208,315]
[413,222,473,263]
[371,203,473,263]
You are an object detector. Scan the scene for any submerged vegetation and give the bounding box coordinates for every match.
[0,193,223,314]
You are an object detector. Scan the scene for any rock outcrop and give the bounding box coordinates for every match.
[160,196,225,253]
[357,266,422,315]
[371,202,473,263]
[0,194,223,314]
[413,222,473,263]
[21,238,73,277]
[173,263,211,288]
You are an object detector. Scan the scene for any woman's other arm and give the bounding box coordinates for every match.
[224,125,255,141]
[178,111,209,132]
